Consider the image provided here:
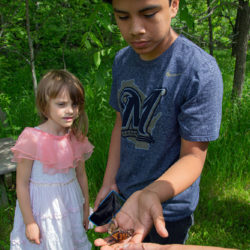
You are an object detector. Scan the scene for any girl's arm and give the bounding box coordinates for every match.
[16,158,40,244]
[94,111,122,210]
[76,160,89,230]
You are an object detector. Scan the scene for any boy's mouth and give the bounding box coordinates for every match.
[131,41,149,49]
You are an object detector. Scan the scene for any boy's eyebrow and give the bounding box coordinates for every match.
[114,5,161,14]
[139,5,161,13]
[113,8,128,14]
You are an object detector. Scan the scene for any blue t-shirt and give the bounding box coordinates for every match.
[109,35,223,221]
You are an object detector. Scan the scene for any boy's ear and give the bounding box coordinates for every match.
[170,0,179,18]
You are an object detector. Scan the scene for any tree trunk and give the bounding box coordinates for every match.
[25,0,38,96]
[232,6,240,57]
[207,0,214,56]
[232,0,250,100]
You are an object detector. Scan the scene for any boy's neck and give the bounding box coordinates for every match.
[139,29,179,61]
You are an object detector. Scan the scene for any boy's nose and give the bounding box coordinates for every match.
[130,18,146,36]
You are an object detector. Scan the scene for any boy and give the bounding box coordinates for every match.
[94,0,223,245]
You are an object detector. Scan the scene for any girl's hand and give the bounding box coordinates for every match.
[25,222,41,245]
[83,203,90,230]
[94,184,119,211]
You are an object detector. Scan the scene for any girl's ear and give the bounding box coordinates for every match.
[170,0,179,18]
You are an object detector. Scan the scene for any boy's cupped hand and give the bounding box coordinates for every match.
[94,189,168,249]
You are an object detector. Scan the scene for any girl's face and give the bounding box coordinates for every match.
[47,88,79,130]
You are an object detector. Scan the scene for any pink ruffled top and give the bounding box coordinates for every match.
[11,127,94,174]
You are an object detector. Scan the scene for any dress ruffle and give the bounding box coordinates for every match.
[11,127,94,174]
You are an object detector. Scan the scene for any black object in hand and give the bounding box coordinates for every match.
[89,190,125,226]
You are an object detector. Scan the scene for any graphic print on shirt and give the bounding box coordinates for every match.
[118,80,166,150]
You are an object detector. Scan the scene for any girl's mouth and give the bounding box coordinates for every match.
[63,117,73,121]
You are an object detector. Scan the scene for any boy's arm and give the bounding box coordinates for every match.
[145,138,209,202]
[95,139,209,246]
[94,111,122,210]
[76,160,90,230]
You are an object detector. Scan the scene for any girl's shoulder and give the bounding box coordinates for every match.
[12,127,94,173]
[11,127,43,163]
[70,134,94,162]
[16,127,42,142]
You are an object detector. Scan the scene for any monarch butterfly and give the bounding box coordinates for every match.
[111,229,134,243]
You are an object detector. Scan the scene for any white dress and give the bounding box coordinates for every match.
[10,128,93,250]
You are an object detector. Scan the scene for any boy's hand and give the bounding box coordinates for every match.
[25,222,41,245]
[94,184,119,211]
[94,189,168,248]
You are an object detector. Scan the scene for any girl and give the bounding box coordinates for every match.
[10,70,93,249]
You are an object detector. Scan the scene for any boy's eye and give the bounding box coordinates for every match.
[118,15,129,20]
[144,11,157,18]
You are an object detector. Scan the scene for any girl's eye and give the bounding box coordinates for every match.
[72,104,78,108]
[57,103,65,107]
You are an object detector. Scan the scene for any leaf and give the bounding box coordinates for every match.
[89,32,103,48]
[180,7,194,29]
[94,51,101,68]
[179,0,194,29]
[95,70,105,86]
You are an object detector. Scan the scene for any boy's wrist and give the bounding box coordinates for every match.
[102,176,116,187]
[143,181,174,203]
[84,199,89,206]
[102,179,116,189]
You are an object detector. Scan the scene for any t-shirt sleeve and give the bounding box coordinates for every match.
[178,58,223,141]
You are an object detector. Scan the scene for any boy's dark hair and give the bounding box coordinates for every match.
[104,0,172,5]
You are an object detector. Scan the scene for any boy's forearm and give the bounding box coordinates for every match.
[145,139,208,203]
[145,154,204,202]
[102,112,121,186]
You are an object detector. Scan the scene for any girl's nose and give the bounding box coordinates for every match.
[66,105,74,114]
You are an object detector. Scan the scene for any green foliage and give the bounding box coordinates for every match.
[172,0,238,50]
[0,1,249,249]
[179,0,194,29]
[185,50,250,249]
[1,49,249,249]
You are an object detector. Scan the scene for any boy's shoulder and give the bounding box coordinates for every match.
[114,35,216,67]
[114,46,135,65]
[177,35,216,63]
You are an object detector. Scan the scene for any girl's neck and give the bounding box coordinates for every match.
[38,121,70,136]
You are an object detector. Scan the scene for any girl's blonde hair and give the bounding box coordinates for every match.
[36,69,88,140]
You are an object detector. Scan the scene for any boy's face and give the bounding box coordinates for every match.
[112,0,179,61]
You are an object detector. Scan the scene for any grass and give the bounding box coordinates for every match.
[0,49,249,249]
